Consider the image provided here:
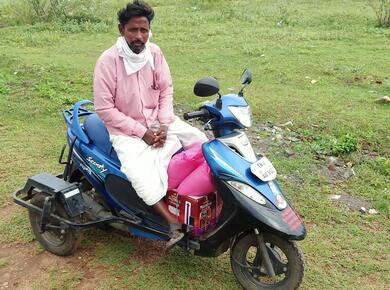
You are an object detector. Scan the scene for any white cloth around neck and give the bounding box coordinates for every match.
[116,34,155,76]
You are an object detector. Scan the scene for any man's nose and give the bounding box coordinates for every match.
[135,29,143,40]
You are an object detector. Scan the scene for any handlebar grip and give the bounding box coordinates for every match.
[183,109,209,120]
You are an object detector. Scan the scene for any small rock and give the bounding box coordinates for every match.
[359,207,367,213]
[368,208,378,215]
[285,136,300,142]
[327,156,340,172]
[284,149,295,157]
[375,96,390,104]
[278,121,293,127]
[343,168,355,179]
[368,151,379,158]
[331,195,341,200]
[327,163,337,172]
[328,156,338,164]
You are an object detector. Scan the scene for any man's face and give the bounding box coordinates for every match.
[119,16,150,54]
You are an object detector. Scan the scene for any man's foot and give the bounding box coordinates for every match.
[165,224,184,251]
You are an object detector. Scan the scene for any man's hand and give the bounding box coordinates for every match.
[153,125,168,147]
[142,129,158,146]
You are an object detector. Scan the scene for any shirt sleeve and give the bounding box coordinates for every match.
[93,55,147,138]
[155,50,175,125]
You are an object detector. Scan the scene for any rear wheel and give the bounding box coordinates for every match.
[230,232,304,290]
[29,192,82,256]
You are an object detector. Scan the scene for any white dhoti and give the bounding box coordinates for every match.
[110,116,208,206]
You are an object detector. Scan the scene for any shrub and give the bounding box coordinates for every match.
[369,0,390,27]
[311,134,359,156]
[0,0,114,27]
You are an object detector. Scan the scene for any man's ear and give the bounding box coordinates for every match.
[118,24,124,35]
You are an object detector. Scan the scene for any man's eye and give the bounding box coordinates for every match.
[128,28,149,34]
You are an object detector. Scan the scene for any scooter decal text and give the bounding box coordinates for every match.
[282,207,303,232]
[86,156,108,174]
[80,162,92,175]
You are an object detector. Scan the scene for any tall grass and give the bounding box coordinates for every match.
[369,0,390,27]
[0,0,116,29]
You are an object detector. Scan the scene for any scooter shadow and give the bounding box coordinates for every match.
[82,228,240,289]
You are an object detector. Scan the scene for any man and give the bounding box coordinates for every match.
[93,0,207,248]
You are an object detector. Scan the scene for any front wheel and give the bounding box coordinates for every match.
[29,192,82,256]
[230,232,304,290]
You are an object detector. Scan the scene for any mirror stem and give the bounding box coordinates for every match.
[216,97,222,109]
[238,86,245,97]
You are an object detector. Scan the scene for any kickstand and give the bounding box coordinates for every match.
[183,224,193,251]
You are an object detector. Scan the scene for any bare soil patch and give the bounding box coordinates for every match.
[0,204,110,290]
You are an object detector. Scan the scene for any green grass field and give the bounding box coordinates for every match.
[0,0,389,289]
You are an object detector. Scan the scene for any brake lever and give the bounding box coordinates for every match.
[204,118,216,131]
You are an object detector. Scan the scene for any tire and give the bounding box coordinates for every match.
[230,232,304,290]
[29,192,82,256]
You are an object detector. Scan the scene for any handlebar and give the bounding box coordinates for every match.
[183,108,209,120]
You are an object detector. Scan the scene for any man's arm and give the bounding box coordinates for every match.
[155,51,175,126]
[93,57,147,139]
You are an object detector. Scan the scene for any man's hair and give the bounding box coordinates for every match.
[118,1,155,26]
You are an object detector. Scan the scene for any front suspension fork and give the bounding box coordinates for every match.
[254,228,276,277]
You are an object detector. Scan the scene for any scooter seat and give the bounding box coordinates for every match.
[83,113,119,162]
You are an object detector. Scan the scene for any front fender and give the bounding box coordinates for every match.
[202,139,306,240]
[226,181,306,240]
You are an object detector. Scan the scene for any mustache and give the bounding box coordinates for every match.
[130,40,145,46]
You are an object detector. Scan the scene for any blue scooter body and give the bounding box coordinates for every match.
[11,70,306,290]
[62,91,305,255]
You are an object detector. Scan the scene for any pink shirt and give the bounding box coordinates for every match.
[93,43,175,138]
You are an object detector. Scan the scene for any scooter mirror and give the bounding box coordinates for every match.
[194,77,220,97]
[240,68,252,85]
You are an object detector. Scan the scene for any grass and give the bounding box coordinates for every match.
[0,0,389,289]
[0,258,9,268]
[31,265,84,290]
[0,208,34,243]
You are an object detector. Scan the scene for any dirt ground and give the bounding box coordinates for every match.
[0,203,98,290]
[0,204,169,290]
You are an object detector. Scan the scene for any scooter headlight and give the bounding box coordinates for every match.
[227,180,266,205]
[228,106,252,128]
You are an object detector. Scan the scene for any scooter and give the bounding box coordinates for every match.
[13,69,306,290]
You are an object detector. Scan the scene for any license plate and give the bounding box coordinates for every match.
[250,157,277,181]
